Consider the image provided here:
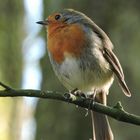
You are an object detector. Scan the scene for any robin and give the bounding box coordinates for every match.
[37,9,131,140]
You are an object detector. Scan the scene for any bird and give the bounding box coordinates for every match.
[37,9,131,140]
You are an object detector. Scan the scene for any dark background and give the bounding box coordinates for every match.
[0,0,140,140]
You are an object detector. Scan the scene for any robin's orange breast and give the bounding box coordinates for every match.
[47,23,86,64]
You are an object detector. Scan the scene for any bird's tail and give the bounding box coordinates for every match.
[91,92,114,140]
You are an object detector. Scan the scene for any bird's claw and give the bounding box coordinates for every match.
[70,88,88,99]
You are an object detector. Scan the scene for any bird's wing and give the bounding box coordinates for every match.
[102,47,131,97]
[87,21,131,97]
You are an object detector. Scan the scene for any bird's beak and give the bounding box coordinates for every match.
[36,20,49,25]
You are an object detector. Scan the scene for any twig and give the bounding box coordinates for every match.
[0,81,13,90]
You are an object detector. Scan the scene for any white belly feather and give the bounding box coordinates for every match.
[50,53,114,95]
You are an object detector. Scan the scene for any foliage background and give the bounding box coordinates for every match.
[0,0,140,140]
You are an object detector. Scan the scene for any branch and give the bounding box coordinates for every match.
[0,81,140,126]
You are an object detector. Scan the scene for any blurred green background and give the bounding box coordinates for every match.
[0,0,140,140]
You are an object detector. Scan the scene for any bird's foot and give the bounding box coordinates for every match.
[70,88,88,99]
[70,88,93,117]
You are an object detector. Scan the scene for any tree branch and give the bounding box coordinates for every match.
[0,81,140,126]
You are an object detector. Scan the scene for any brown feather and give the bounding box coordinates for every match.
[103,48,131,97]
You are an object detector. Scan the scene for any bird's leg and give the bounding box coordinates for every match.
[85,90,97,117]
[89,89,97,100]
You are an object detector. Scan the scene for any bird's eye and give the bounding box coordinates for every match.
[55,14,61,20]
